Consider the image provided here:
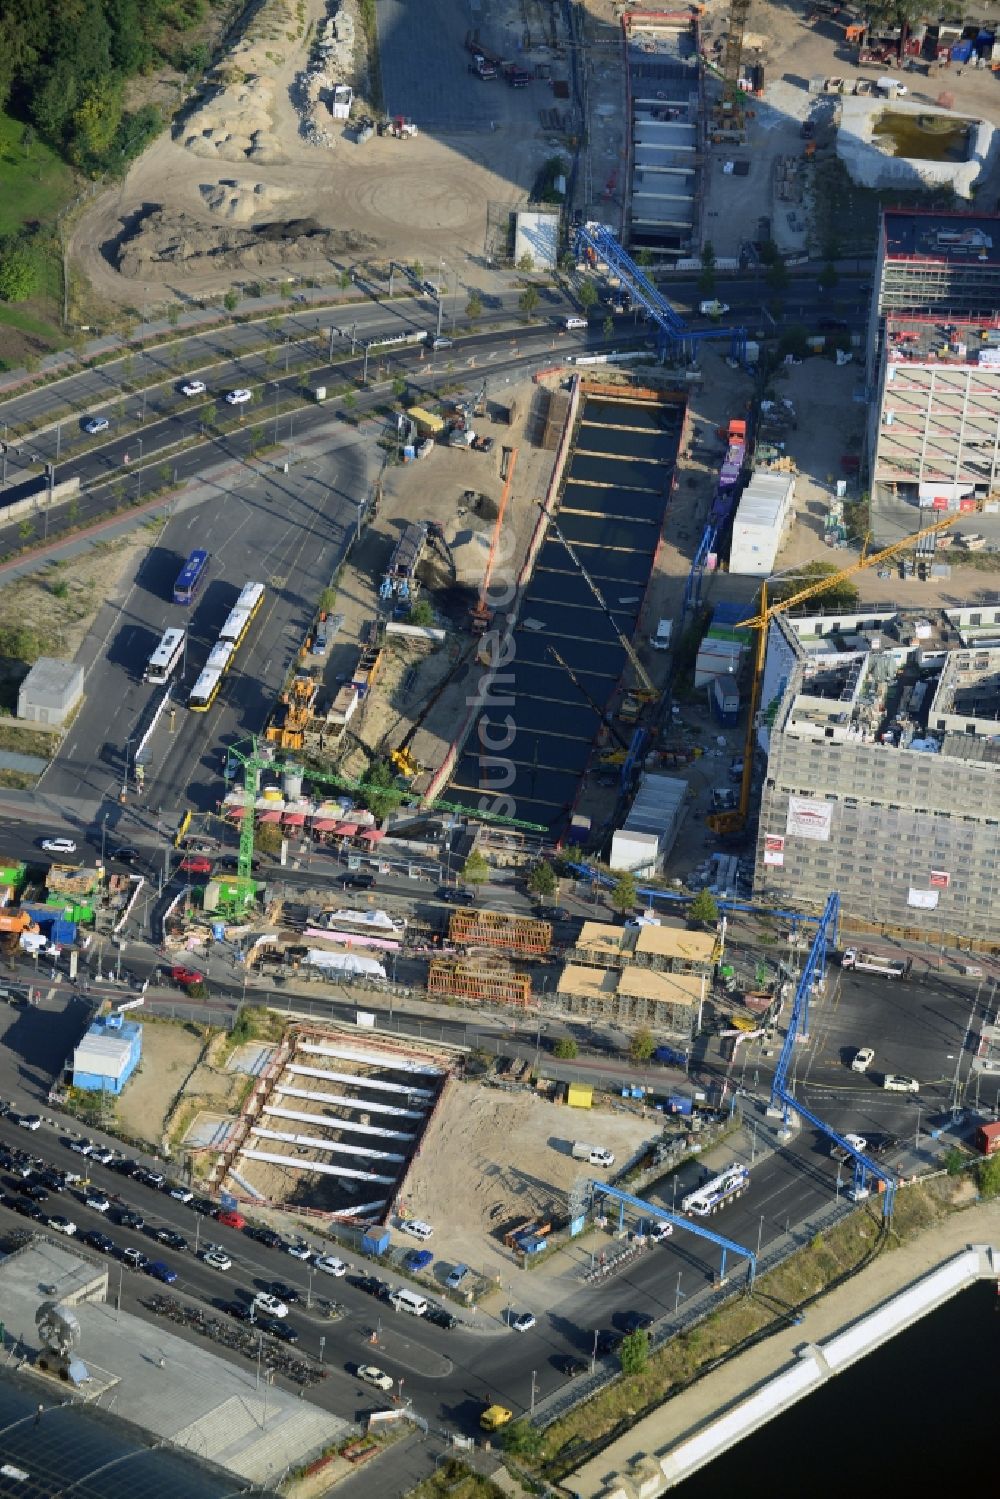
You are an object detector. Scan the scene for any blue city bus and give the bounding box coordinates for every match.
[173,549,209,606]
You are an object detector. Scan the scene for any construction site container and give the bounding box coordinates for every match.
[975,1121,1000,1156]
[362,1228,391,1256]
[567,1083,593,1109]
[428,959,531,1007]
[447,908,552,955]
[729,472,796,576]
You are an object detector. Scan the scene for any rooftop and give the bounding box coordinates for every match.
[634,924,716,964]
[885,311,1000,365]
[882,209,1000,267]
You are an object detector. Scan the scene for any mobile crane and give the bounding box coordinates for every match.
[708,515,957,837]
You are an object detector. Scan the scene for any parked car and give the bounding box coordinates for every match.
[147,1260,177,1284]
[565,316,588,330]
[109,847,140,865]
[286,1242,312,1262]
[357,1364,394,1392]
[216,1209,246,1230]
[41,838,76,855]
[84,1192,110,1213]
[18,1183,48,1202]
[353,1274,392,1301]
[253,1292,288,1318]
[48,1216,77,1236]
[168,1185,194,1203]
[16,1115,41,1133]
[179,856,213,876]
[114,1209,144,1229]
[170,965,204,989]
[155,1228,187,1250]
[313,1255,347,1277]
[83,417,110,435]
[89,1146,115,1165]
[121,1247,149,1269]
[225,389,252,405]
[82,1230,114,1254]
[424,1304,458,1330]
[445,1263,470,1290]
[818,316,849,331]
[181,379,207,397]
[266,1281,299,1305]
[261,1317,298,1344]
[203,1248,232,1271]
[243,1224,279,1246]
[437,887,475,904]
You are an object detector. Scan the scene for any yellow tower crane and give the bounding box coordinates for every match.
[708,516,957,837]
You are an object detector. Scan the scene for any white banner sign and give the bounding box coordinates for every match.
[763,834,785,867]
[786,796,832,842]
[907,888,939,910]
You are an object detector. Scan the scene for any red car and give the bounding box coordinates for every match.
[170,965,204,989]
[216,1209,246,1230]
[179,855,213,876]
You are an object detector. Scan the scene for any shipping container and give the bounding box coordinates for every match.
[975,1120,1000,1156]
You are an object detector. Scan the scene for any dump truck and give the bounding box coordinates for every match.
[841,948,911,979]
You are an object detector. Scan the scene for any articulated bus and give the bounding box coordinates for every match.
[219,582,265,652]
[144,627,186,684]
[205,640,235,676]
[173,549,209,606]
[188,666,223,712]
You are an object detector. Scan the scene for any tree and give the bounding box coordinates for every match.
[603,315,614,339]
[503,1417,544,1459]
[778,324,810,361]
[518,285,539,316]
[945,1147,965,1177]
[698,241,716,296]
[411,260,423,281]
[408,598,433,626]
[528,861,557,898]
[978,1153,1000,1198]
[620,1329,649,1375]
[553,1036,578,1059]
[0,241,41,303]
[629,1027,655,1064]
[517,252,535,273]
[577,280,598,310]
[391,375,407,398]
[770,560,860,611]
[255,822,284,857]
[466,292,482,319]
[358,759,399,821]
[463,849,490,885]
[611,872,637,915]
[71,78,124,165]
[223,289,239,312]
[636,247,654,268]
[818,263,838,292]
[689,889,719,927]
[167,304,180,327]
[765,255,790,294]
[338,268,352,290]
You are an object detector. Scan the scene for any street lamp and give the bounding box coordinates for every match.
[135,436,143,505]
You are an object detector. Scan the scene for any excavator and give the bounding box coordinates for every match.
[708,516,957,837]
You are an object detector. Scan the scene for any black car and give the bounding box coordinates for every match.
[11,1198,44,1220]
[266,1280,299,1305]
[114,1209,144,1229]
[245,1226,282,1248]
[437,887,475,904]
[339,872,375,890]
[556,1355,588,1378]
[224,1302,253,1322]
[217,854,261,873]
[353,1274,391,1301]
[191,1197,217,1216]
[261,1318,299,1344]
[110,847,140,865]
[535,905,569,922]
[817,316,849,331]
[82,1230,115,1253]
[111,1158,139,1177]
[623,1311,653,1335]
[596,1329,622,1356]
[155,1228,187,1250]
[424,1304,457,1330]
[39,1171,66,1192]
[17,1183,48,1202]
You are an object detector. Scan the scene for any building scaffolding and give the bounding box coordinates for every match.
[427,959,531,1007]
[447,908,552,955]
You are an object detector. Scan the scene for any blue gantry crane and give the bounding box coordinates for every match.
[590,1182,756,1288]
[574,221,747,365]
[770,891,898,1217]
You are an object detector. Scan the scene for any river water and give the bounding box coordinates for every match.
[680,1278,998,1494]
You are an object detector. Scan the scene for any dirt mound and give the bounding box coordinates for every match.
[115,206,377,278]
[198,179,292,221]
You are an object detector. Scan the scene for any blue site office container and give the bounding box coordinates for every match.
[362,1228,390,1257]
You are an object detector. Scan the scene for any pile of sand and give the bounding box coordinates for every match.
[116,206,376,278]
[198,179,290,222]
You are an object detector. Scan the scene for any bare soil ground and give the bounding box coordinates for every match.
[67,0,547,315]
[401,1080,659,1273]
[0,534,151,718]
[115,1019,205,1147]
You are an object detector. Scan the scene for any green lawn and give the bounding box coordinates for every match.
[0,108,75,238]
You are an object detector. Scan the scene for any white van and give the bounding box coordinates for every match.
[399,1218,434,1241]
[565,316,587,330]
[390,1288,428,1317]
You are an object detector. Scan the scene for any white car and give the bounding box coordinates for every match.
[357,1364,394,1392]
[510,1311,536,1333]
[648,1221,674,1243]
[565,316,588,330]
[253,1292,288,1318]
[85,1193,110,1213]
[168,1186,194,1203]
[203,1248,232,1271]
[83,416,109,435]
[399,1218,433,1241]
[831,1133,867,1163]
[851,1047,875,1073]
[430,336,452,350]
[883,1073,919,1093]
[181,379,206,397]
[15,1115,41,1131]
[49,1216,77,1236]
[225,388,252,405]
[314,1255,347,1277]
[90,1147,115,1165]
[286,1242,313,1261]
[42,838,77,854]
[699,299,730,317]
[70,1140,93,1156]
